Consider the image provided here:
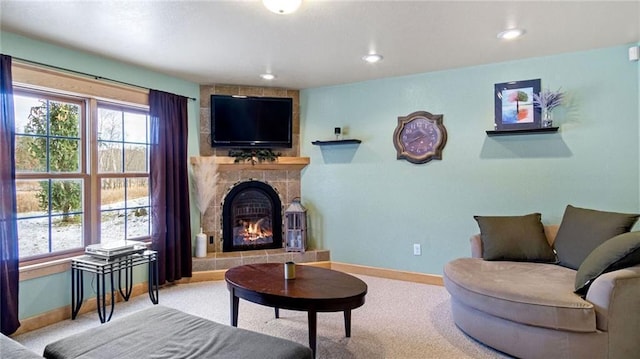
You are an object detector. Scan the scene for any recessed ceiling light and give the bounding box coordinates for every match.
[260,73,276,80]
[362,54,383,63]
[497,28,526,40]
[263,0,302,15]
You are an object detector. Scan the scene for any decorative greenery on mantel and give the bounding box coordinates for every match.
[228,149,281,165]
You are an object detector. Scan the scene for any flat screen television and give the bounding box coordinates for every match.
[211,95,293,148]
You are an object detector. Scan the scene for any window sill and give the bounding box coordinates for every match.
[19,239,151,281]
[19,257,72,281]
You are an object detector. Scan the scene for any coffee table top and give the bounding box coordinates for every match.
[225,263,367,312]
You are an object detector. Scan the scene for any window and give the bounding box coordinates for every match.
[14,91,86,259]
[97,105,151,244]
[13,86,151,262]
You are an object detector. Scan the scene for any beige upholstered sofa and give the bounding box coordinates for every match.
[444,225,640,359]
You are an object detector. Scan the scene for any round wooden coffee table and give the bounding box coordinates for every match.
[225,263,367,358]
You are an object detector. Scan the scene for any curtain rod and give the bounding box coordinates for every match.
[12,56,197,101]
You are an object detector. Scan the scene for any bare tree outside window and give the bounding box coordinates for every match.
[98,106,151,244]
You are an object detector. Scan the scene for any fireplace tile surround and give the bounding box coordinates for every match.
[198,84,309,256]
[192,248,331,272]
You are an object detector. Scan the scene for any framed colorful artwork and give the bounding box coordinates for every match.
[494,79,541,130]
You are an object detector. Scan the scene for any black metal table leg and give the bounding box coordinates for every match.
[106,266,115,322]
[147,254,159,304]
[96,270,105,323]
[118,257,133,301]
[71,267,83,319]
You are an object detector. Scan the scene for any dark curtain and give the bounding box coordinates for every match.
[149,89,192,285]
[0,54,20,335]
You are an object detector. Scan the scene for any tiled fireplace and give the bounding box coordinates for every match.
[193,84,329,271]
[193,85,330,271]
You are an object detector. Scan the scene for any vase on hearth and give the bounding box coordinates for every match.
[196,227,207,258]
[541,108,553,128]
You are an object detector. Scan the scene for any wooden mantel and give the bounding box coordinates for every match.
[190,156,310,171]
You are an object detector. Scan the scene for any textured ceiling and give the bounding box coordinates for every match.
[1,1,639,89]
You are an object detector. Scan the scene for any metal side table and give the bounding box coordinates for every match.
[71,250,159,323]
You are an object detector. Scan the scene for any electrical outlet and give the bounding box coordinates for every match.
[413,243,421,256]
[209,236,214,244]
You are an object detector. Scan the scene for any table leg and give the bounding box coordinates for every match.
[106,269,115,322]
[147,256,159,304]
[344,310,352,337]
[308,311,317,358]
[71,268,83,320]
[118,258,133,301]
[96,271,105,323]
[275,307,279,318]
[230,289,239,327]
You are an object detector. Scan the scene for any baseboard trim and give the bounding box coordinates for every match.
[15,260,440,336]
[330,262,444,286]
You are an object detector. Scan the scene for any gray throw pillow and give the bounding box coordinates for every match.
[554,205,639,270]
[474,213,556,262]
[574,231,640,295]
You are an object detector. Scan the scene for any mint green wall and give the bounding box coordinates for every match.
[301,45,640,274]
[3,31,639,320]
[1,31,201,319]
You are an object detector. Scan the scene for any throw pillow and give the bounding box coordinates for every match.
[474,213,556,262]
[574,231,640,295]
[554,205,639,270]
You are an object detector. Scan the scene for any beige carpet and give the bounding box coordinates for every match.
[14,274,510,358]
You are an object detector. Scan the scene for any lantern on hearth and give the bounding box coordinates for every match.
[285,198,307,252]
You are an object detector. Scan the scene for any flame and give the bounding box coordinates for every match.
[240,218,273,241]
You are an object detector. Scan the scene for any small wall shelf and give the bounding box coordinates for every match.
[486,127,559,137]
[312,139,362,146]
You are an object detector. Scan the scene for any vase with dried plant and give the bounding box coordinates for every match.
[189,156,219,257]
[533,88,564,128]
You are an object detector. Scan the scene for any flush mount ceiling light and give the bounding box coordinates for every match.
[263,0,302,14]
[497,28,526,40]
[260,73,276,80]
[362,53,383,63]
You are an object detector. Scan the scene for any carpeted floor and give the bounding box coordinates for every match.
[14,274,510,358]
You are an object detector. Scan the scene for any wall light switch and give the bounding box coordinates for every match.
[413,243,422,256]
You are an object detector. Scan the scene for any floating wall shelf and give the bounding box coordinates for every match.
[486,127,559,137]
[311,139,362,146]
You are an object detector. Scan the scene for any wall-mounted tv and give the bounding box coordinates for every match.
[211,95,293,148]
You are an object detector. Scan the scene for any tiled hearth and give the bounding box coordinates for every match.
[192,249,330,272]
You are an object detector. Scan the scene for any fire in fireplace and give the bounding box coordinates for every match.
[222,180,282,251]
